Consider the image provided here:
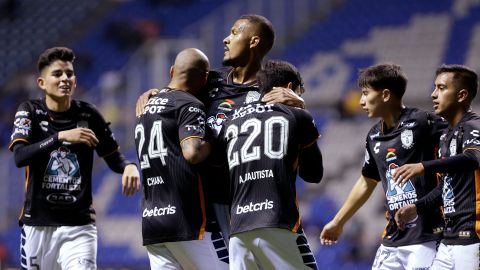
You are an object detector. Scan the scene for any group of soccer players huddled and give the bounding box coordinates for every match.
[8,13,480,270]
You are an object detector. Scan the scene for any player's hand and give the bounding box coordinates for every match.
[395,204,417,230]
[58,128,99,147]
[320,220,343,245]
[135,89,159,117]
[261,87,305,109]
[122,164,140,196]
[392,163,424,185]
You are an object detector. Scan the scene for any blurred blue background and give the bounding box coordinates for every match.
[1,0,480,269]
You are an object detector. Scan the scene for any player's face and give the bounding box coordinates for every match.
[223,19,254,67]
[359,87,385,118]
[37,60,76,101]
[432,72,459,119]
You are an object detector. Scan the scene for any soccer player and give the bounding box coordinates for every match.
[135,48,228,270]
[135,14,305,246]
[393,64,480,270]
[9,47,140,270]
[219,59,322,270]
[320,63,446,269]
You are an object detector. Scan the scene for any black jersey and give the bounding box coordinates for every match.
[436,111,480,245]
[199,67,262,205]
[362,107,446,247]
[8,99,119,226]
[135,89,208,245]
[221,101,319,235]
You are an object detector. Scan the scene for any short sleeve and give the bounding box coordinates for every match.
[88,106,120,157]
[295,109,319,148]
[177,101,207,143]
[9,102,34,150]
[361,139,380,181]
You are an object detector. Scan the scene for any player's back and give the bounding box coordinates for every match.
[223,101,319,235]
[135,88,208,245]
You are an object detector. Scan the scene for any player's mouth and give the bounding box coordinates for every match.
[432,101,439,110]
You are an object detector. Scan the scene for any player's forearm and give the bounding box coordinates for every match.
[104,151,133,173]
[12,134,60,167]
[414,183,442,214]
[422,150,480,174]
[181,138,211,164]
[298,143,323,183]
[332,176,377,226]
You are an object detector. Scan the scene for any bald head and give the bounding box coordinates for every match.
[169,48,210,93]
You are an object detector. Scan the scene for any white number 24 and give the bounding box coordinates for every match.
[135,120,168,169]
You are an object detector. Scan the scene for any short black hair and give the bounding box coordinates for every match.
[239,14,275,54]
[37,47,75,73]
[257,60,303,94]
[358,63,407,99]
[435,64,478,100]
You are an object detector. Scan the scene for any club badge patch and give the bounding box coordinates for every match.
[401,129,414,149]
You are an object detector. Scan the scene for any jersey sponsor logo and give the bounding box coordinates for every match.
[400,129,414,149]
[188,106,204,114]
[46,193,77,204]
[244,91,260,104]
[235,199,274,214]
[218,99,235,111]
[147,176,164,186]
[43,147,82,192]
[14,117,31,129]
[459,231,471,238]
[399,121,415,128]
[208,87,219,98]
[442,175,455,213]
[463,138,480,147]
[373,142,380,154]
[207,113,227,136]
[143,97,169,115]
[35,109,47,115]
[470,130,480,137]
[142,205,176,217]
[385,148,397,162]
[385,163,417,211]
[239,169,274,184]
[230,103,274,121]
[15,111,29,117]
[39,137,54,148]
[40,121,48,132]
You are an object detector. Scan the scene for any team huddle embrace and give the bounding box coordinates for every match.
[9,13,480,270]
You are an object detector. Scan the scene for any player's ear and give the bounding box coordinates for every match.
[457,89,468,103]
[382,89,391,102]
[250,36,260,49]
[37,76,46,90]
[169,66,174,79]
[286,82,293,90]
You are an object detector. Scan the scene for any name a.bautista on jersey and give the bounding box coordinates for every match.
[236,199,274,214]
[239,169,274,184]
[143,205,176,217]
[231,104,274,120]
[143,97,169,114]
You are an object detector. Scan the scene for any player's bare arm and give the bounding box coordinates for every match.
[180,137,211,164]
[395,204,418,230]
[58,128,99,148]
[320,175,377,245]
[392,163,424,185]
[122,164,140,197]
[261,87,305,109]
[135,88,159,117]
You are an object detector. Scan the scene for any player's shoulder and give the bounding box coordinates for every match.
[168,90,203,107]
[460,111,480,130]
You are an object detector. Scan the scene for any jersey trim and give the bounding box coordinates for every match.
[197,175,207,240]
[8,138,30,151]
[300,136,319,149]
[179,136,204,145]
[99,146,120,158]
[475,169,480,240]
[292,193,301,233]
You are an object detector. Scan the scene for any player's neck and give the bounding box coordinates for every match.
[232,63,260,84]
[45,95,71,112]
[382,104,404,129]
